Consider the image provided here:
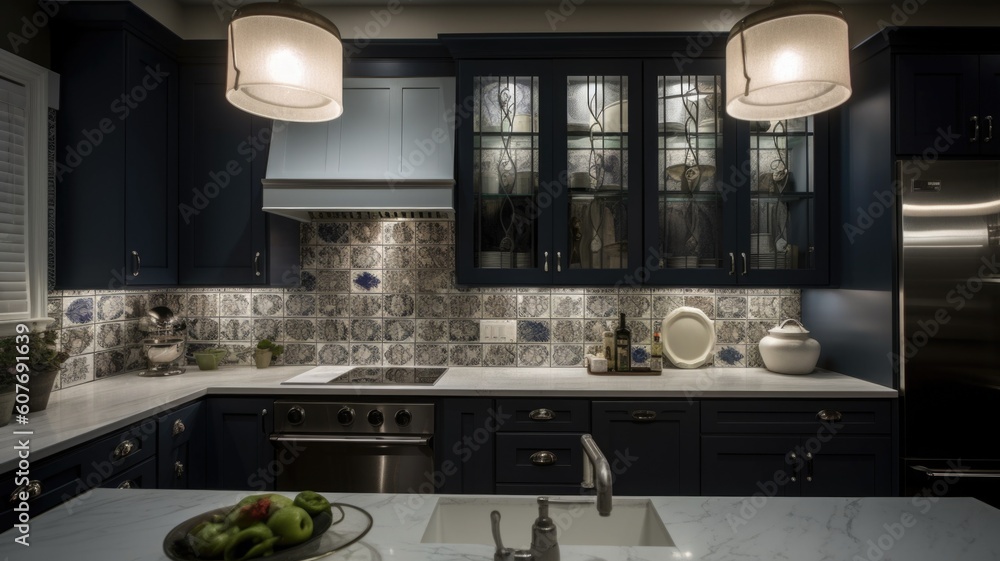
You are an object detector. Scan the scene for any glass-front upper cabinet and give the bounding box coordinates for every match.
[456,61,553,285]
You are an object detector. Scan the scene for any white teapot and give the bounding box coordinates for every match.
[759,319,820,375]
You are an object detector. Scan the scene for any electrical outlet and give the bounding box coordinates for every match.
[481,320,517,343]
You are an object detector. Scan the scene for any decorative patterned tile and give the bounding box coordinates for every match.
[351,343,382,365]
[64,297,94,324]
[517,295,550,318]
[416,269,451,293]
[350,221,382,245]
[219,318,252,341]
[416,245,454,269]
[252,318,282,341]
[483,344,516,366]
[300,223,317,246]
[780,294,801,320]
[746,320,772,345]
[551,295,584,318]
[351,294,383,317]
[449,319,480,342]
[60,355,94,388]
[318,318,350,341]
[317,223,350,244]
[61,326,94,354]
[552,344,585,367]
[715,320,747,344]
[626,319,651,344]
[285,319,317,342]
[96,295,124,321]
[517,320,550,343]
[416,221,453,244]
[384,319,415,342]
[316,270,351,292]
[285,294,316,317]
[631,346,650,368]
[317,294,350,317]
[551,319,583,343]
[383,221,415,244]
[318,343,349,365]
[415,294,448,318]
[585,295,617,318]
[220,343,254,366]
[283,343,316,364]
[449,344,482,366]
[125,346,146,371]
[715,345,746,367]
[518,345,550,367]
[383,246,415,269]
[384,294,415,317]
[717,296,748,319]
[749,295,780,319]
[746,344,765,368]
[651,295,684,320]
[351,270,383,293]
[47,297,62,329]
[384,343,415,366]
[219,293,251,316]
[584,319,615,343]
[684,295,715,318]
[95,350,125,378]
[415,344,449,366]
[482,294,517,318]
[351,245,383,269]
[187,318,220,341]
[123,320,144,345]
[448,295,481,318]
[382,269,416,293]
[316,246,350,269]
[416,319,449,342]
[186,294,218,317]
[619,295,651,318]
[252,294,283,316]
[351,319,383,342]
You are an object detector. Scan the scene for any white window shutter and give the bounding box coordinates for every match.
[0,77,29,319]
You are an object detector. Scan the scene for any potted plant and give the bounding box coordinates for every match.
[254,339,284,368]
[0,330,69,412]
[0,369,15,427]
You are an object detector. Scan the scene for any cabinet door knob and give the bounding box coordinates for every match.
[971,115,980,143]
[544,251,549,273]
[816,409,843,422]
[9,480,41,504]
[113,439,136,460]
[172,419,186,436]
[528,408,555,421]
[131,250,141,277]
[175,461,186,479]
[254,251,262,277]
[630,410,657,422]
[530,451,557,466]
[986,116,994,143]
[117,480,138,489]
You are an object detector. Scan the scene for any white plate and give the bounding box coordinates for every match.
[662,306,715,368]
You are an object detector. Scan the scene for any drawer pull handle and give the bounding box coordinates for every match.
[530,451,557,466]
[528,408,555,421]
[117,480,138,489]
[131,250,141,277]
[9,480,41,504]
[175,461,186,479]
[172,419,186,436]
[113,440,136,460]
[631,410,657,422]
[817,409,843,422]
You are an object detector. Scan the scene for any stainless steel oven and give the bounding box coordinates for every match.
[270,399,435,494]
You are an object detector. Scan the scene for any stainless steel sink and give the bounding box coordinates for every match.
[420,497,674,547]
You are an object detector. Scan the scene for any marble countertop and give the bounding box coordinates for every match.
[0,489,997,561]
[0,365,895,473]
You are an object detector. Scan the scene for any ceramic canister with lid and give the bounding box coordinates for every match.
[758,319,821,375]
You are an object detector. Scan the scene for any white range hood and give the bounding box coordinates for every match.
[262,77,456,221]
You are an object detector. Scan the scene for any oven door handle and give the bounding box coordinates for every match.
[911,465,1000,479]
[270,434,432,446]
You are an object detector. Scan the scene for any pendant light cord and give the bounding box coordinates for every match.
[739,20,751,97]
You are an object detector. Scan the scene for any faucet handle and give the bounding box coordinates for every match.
[492,510,510,561]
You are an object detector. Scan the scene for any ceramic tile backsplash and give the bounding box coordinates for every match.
[46,223,800,389]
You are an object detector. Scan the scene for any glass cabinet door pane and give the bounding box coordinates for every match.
[749,117,815,271]
[566,75,629,270]
[654,75,724,270]
[472,75,540,270]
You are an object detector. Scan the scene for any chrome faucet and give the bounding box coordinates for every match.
[491,434,613,561]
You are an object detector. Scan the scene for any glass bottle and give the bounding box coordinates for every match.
[650,324,663,371]
[602,330,615,366]
[615,312,631,372]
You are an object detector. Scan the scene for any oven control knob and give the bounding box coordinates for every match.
[337,407,355,426]
[287,406,305,425]
[394,409,412,427]
[367,409,384,427]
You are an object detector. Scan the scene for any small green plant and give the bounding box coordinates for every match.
[255,339,285,359]
[0,330,69,380]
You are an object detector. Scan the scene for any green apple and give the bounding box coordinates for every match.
[265,493,294,516]
[265,505,314,546]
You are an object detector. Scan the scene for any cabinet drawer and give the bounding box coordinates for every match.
[102,458,157,490]
[496,399,589,433]
[701,400,892,435]
[495,434,584,485]
[88,419,157,476]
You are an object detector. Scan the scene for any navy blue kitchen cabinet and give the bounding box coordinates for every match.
[206,398,275,491]
[157,400,206,489]
[177,53,300,286]
[53,4,180,288]
[438,398,497,494]
[591,401,700,496]
[700,400,893,497]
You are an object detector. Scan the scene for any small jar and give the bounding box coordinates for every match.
[759,319,821,375]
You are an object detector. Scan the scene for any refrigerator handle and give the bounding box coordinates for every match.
[911,465,1000,479]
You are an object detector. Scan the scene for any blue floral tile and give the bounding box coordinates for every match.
[551,295,584,318]
[416,221,453,244]
[95,350,125,379]
[585,295,617,318]
[96,295,124,321]
[285,294,316,317]
[518,320,551,343]
[252,294,283,316]
[715,345,746,367]
[64,297,94,324]
[188,318,220,342]
[60,355,93,388]
[449,319,480,342]
[517,295,550,318]
[417,245,454,268]
[415,344,449,366]
[619,295,651,318]
[351,294,383,317]
[186,294,218,317]
[352,270,382,293]
[252,318,282,341]
[383,221,415,244]
[220,293,251,316]
[384,319,415,342]
[518,345,550,367]
[552,345,584,367]
[382,269,416,293]
[351,221,382,245]
[317,222,350,244]
[351,246,383,269]
[317,246,350,269]
[449,295,481,318]
[483,294,517,318]
[61,326,94,354]
[717,296,748,319]
[318,319,350,341]
[317,294,350,317]
[684,295,715,319]
[383,246,415,269]
[631,346,650,366]
[351,343,382,365]
[351,319,383,342]
[285,319,316,342]
[384,294,415,317]
[551,320,583,343]
[416,319,449,342]
[449,344,482,366]
[415,294,448,318]
[384,343,415,366]
[715,320,747,344]
[219,318,252,341]
[318,343,349,365]
[282,343,316,365]
[483,344,516,367]
[316,270,351,292]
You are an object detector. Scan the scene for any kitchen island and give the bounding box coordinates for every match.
[0,489,996,561]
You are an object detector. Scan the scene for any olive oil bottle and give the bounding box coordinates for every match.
[615,312,631,372]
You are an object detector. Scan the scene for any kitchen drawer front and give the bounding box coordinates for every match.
[701,400,892,435]
[87,418,158,476]
[496,399,590,433]
[495,433,584,485]
[101,458,157,490]
[158,401,203,449]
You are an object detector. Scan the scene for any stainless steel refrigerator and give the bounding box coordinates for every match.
[899,160,1000,507]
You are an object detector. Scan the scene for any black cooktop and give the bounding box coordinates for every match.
[327,367,447,385]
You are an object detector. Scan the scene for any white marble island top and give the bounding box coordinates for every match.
[1,365,894,473]
[0,489,996,561]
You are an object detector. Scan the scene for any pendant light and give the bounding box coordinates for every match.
[725,0,851,121]
[227,0,343,122]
